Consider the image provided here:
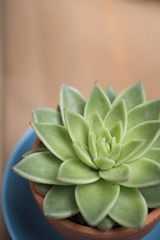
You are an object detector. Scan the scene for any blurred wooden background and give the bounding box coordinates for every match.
[1,0,160,239]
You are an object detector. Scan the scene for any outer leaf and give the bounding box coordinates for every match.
[143,148,160,164]
[124,121,160,159]
[120,158,160,187]
[152,134,160,148]
[100,164,131,183]
[116,139,146,165]
[65,110,89,146]
[110,121,123,143]
[109,187,147,229]
[43,186,79,218]
[104,98,127,138]
[139,184,160,208]
[60,85,86,125]
[84,83,111,122]
[113,81,146,112]
[89,111,104,138]
[72,141,98,169]
[94,157,115,170]
[104,85,117,103]
[31,122,76,161]
[57,158,100,184]
[23,148,47,157]
[75,179,120,225]
[35,183,52,196]
[13,152,69,185]
[127,99,160,130]
[32,108,62,125]
[97,216,115,231]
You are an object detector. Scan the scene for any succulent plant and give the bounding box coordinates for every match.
[13,82,160,230]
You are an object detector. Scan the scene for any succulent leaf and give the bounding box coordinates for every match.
[124,121,160,159]
[104,85,117,103]
[31,122,76,161]
[116,139,146,165]
[139,184,160,208]
[120,158,160,187]
[109,143,121,162]
[65,110,89,146]
[75,179,120,225]
[57,158,100,184]
[13,152,69,185]
[152,134,160,148]
[110,121,123,143]
[43,186,79,218]
[97,216,115,231]
[104,98,127,138]
[99,164,131,183]
[35,183,52,196]
[94,157,115,170]
[60,85,86,126]
[109,186,147,229]
[88,131,97,159]
[127,99,160,130]
[32,108,62,125]
[89,110,104,138]
[23,148,47,157]
[143,148,160,164]
[84,83,111,122]
[72,141,98,169]
[113,81,146,111]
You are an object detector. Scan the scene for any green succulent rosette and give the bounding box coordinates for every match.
[13,82,160,230]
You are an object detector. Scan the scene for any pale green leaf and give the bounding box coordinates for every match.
[97,127,112,144]
[32,108,62,125]
[109,143,121,162]
[97,216,115,231]
[124,121,160,159]
[143,148,160,164]
[104,98,127,138]
[13,152,69,185]
[89,111,104,138]
[110,121,123,143]
[139,184,160,208]
[84,83,111,122]
[72,141,98,169]
[43,186,79,218]
[152,134,160,148]
[88,132,97,159]
[100,164,131,183]
[127,99,160,130]
[75,179,120,225]
[94,157,115,170]
[57,158,100,184]
[120,158,160,187]
[35,183,52,196]
[65,110,89,146]
[113,81,146,111]
[109,186,147,229]
[60,85,86,125]
[23,148,47,157]
[97,138,109,157]
[116,139,146,166]
[104,85,117,103]
[31,122,76,161]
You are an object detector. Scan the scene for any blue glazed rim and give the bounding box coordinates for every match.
[2,128,160,240]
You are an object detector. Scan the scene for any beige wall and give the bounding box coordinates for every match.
[1,0,160,239]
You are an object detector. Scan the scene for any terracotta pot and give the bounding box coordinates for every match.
[30,138,160,240]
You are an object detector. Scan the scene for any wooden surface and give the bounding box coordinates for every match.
[1,0,160,239]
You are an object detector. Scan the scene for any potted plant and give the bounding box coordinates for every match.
[13,82,160,240]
